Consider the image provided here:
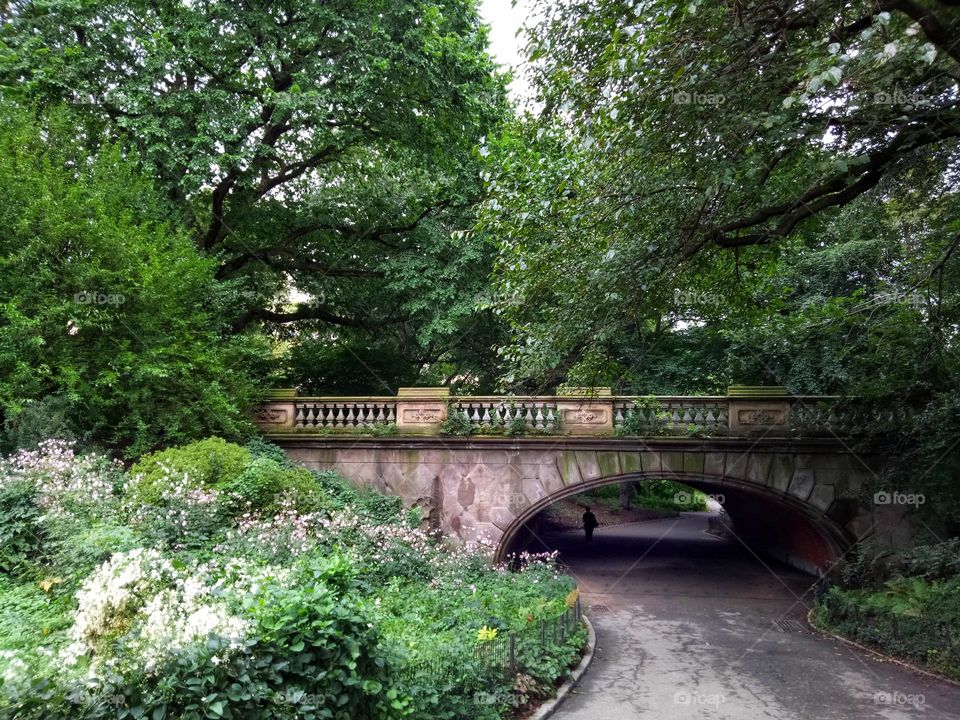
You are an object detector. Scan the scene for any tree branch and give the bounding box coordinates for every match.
[707,116,960,248]
[231,303,406,332]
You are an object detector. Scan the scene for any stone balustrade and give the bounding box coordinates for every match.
[253,387,865,437]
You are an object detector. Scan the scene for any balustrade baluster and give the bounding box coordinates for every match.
[535,406,545,429]
[525,406,534,427]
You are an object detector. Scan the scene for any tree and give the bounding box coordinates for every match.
[481,0,960,388]
[0,104,269,455]
[1,0,508,388]
[481,0,960,532]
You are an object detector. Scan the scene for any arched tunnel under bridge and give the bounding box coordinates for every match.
[274,436,910,576]
[500,472,849,575]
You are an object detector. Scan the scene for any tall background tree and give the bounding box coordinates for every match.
[0,103,269,455]
[1,0,510,393]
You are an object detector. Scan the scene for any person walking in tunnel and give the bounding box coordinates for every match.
[582,506,599,544]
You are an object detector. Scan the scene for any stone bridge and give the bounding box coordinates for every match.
[255,388,908,575]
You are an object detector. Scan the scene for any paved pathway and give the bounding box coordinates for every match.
[534,513,960,719]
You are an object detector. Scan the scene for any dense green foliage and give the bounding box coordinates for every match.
[0,439,586,719]
[816,574,960,680]
[483,0,959,389]
[0,0,511,394]
[579,480,708,513]
[476,1,960,536]
[130,437,253,504]
[0,104,269,455]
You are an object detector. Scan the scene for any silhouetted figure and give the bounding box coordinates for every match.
[582,507,599,544]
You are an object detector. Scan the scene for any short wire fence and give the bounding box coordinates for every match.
[398,593,586,700]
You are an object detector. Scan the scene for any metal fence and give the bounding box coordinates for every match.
[399,594,585,690]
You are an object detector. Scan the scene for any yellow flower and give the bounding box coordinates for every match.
[477,625,498,642]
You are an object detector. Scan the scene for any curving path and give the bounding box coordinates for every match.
[533,513,960,719]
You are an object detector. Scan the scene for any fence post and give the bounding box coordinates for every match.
[540,619,545,646]
[509,634,516,675]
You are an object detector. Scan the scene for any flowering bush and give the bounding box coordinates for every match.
[127,470,226,550]
[1,439,123,522]
[67,548,177,655]
[0,440,125,575]
[0,438,587,720]
[128,437,251,504]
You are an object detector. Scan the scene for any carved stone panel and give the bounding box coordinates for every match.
[728,400,790,432]
[396,401,447,434]
[556,401,613,435]
[252,402,295,429]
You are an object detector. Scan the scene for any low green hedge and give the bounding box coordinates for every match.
[814,576,960,679]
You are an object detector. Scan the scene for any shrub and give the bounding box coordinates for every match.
[901,538,960,581]
[439,410,474,436]
[67,548,178,655]
[49,523,140,577]
[77,556,408,720]
[128,479,227,551]
[218,458,324,514]
[505,414,528,437]
[244,437,290,465]
[0,479,43,576]
[1,395,76,453]
[129,437,252,504]
[815,577,960,679]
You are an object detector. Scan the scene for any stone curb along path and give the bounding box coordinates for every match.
[805,607,960,688]
[528,615,597,720]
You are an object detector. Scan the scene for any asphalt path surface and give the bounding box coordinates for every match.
[532,512,960,719]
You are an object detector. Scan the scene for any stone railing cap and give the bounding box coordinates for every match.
[265,388,298,399]
[555,387,612,397]
[396,387,451,398]
[727,385,789,397]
